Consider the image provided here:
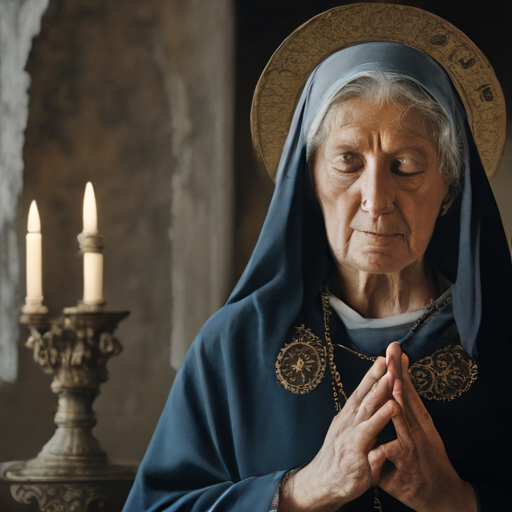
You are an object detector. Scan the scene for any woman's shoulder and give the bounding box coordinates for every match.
[182,300,269,366]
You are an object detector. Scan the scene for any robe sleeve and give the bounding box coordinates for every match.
[122,337,287,512]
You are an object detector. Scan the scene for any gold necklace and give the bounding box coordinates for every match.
[321,289,348,413]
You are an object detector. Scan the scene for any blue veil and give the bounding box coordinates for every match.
[123,42,512,512]
[228,41,512,359]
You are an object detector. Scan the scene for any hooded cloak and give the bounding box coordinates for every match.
[123,42,512,512]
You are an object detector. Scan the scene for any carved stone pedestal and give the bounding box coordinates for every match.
[1,465,136,512]
[0,305,137,511]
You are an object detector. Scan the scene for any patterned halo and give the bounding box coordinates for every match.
[251,3,506,182]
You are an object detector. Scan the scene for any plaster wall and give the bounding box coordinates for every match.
[0,0,233,509]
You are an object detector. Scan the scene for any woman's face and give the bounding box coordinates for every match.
[312,97,454,276]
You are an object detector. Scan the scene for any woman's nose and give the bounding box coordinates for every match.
[360,162,395,218]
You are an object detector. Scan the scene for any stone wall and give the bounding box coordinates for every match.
[0,0,233,508]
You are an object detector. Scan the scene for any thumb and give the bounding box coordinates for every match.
[368,445,388,484]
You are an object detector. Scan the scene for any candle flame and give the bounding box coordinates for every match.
[27,200,41,233]
[83,182,98,233]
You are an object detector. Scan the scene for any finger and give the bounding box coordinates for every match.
[345,357,387,413]
[390,405,415,459]
[386,342,404,408]
[368,444,388,484]
[371,439,403,470]
[401,353,434,433]
[399,352,421,430]
[402,352,410,371]
[355,399,401,450]
[392,352,406,409]
[393,375,404,409]
[355,371,395,421]
[386,342,402,383]
[369,402,415,473]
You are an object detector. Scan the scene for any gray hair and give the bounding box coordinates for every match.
[306,71,465,188]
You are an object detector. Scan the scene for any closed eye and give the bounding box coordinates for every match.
[391,158,425,176]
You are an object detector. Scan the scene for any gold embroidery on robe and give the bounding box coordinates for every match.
[276,325,326,394]
[409,345,478,401]
[276,326,478,401]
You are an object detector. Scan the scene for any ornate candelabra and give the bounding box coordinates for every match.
[0,219,138,512]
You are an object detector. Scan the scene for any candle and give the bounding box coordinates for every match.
[26,200,43,298]
[82,182,103,303]
[83,182,98,234]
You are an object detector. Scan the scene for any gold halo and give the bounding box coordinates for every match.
[251,3,506,182]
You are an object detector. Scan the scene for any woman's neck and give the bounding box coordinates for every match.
[334,259,440,319]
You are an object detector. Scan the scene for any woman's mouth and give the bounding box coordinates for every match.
[360,231,402,245]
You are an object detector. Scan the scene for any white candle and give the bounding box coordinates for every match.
[82,182,103,302]
[26,200,43,298]
[83,253,104,303]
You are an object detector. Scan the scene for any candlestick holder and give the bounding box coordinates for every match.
[0,303,137,512]
[21,296,48,315]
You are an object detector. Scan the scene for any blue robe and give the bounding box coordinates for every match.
[123,43,512,511]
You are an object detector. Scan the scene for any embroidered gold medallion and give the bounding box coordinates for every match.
[409,345,478,401]
[276,326,326,394]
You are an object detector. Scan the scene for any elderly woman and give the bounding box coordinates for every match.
[123,5,511,512]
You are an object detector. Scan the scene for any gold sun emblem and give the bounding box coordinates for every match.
[276,326,326,394]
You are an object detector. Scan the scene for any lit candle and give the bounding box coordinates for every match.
[82,182,103,303]
[83,182,98,234]
[26,200,43,299]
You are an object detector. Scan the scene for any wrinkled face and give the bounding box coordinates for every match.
[312,97,453,275]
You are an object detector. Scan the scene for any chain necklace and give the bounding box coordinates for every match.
[321,289,384,511]
[321,289,347,413]
[321,287,452,408]
[320,287,453,511]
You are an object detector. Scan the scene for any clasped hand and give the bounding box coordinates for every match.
[279,343,477,512]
